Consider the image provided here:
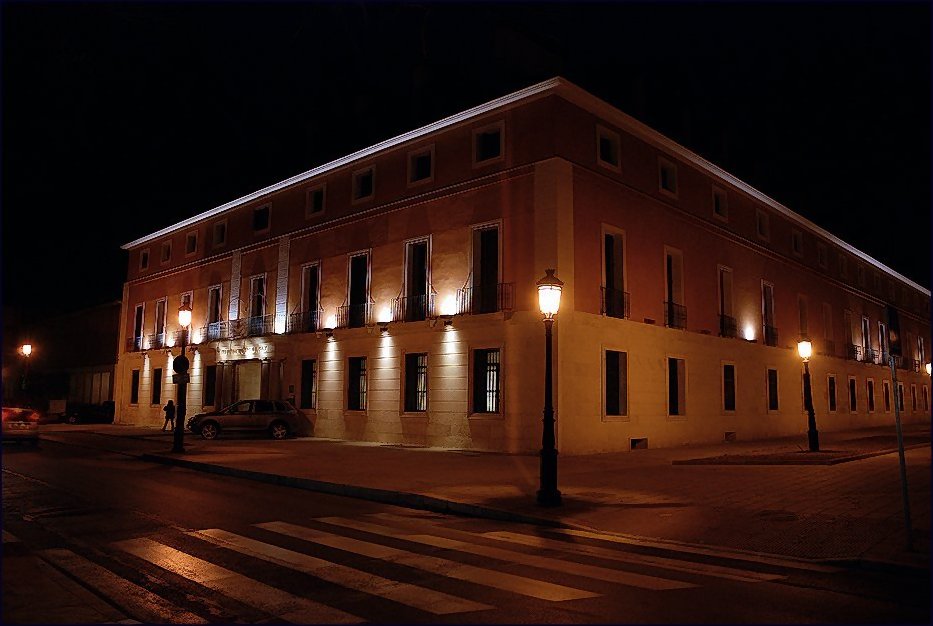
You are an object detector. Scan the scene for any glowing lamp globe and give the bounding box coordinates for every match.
[927,363,932,376]
[797,339,812,362]
[536,269,564,320]
[178,303,192,328]
[21,344,32,357]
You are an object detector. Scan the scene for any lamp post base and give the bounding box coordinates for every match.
[807,427,820,453]
[537,447,561,507]
[536,488,562,507]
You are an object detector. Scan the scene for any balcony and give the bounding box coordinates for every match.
[287,310,321,334]
[125,336,143,352]
[864,346,879,364]
[393,293,435,323]
[203,321,225,342]
[336,302,373,329]
[147,332,167,349]
[912,359,921,373]
[202,315,275,340]
[763,325,778,347]
[601,287,630,319]
[846,344,863,361]
[457,283,514,315]
[663,301,687,329]
[718,314,737,338]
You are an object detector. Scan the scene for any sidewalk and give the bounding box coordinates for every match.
[42,422,931,571]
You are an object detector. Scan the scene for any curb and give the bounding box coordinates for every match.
[672,442,930,466]
[820,557,931,576]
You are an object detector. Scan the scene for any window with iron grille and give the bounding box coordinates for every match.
[767,368,779,411]
[848,377,857,412]
[130,370,140,404]
[404,353,428,412]
[152,368,162,405]
[867,379,875,412]
[883,380,891,412]
[668,358,686,416]
[301,359,317,410]
[828,375,837,412]
[605,350,628,416]
[473,348,500,414]
[348,357,367,411]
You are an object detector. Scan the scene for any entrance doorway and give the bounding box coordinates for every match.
[236,361,261,400]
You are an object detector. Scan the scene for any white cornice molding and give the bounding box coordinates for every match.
[123,76,929,297]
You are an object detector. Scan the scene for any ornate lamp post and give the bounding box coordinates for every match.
[536,269,563,507]
[797,339,819,452]
[172,303,192,453]
[20,344,32,392]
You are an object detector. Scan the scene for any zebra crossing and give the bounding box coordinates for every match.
[37,512,794,623]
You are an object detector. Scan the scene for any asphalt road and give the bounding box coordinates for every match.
[2,434,929,624]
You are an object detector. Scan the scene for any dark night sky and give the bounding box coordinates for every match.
[2,2,930,322]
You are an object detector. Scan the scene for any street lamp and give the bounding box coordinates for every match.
[20,344,32,392]
[926,363,931,376]
[172,303,192,453]
[797,339,819,452]
[536,269,563,507]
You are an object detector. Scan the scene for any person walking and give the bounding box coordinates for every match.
[162,400,176,431]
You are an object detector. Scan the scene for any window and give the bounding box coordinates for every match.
[132,304,144,350]
[767,368,779,411]
[658,157,678,195]
[817,242,827,269]
[306,185,325,217]
[722,363,736,412]
[213,221,227,247]
[756,210,770,241]
[867,379,875,413]
[791,230,803,257]
[154,298,167,347]
[151,368,162,405]
[718,266,735,337]
[139,249,150,271]
[300,264,321,331]
[253,205,271,232]
[857,264,866,288]
[206,285,223,340]
[470,225,501,314]
[347,357,367,411]
[897,382,905,412]
[848,377,857,412]
[203,365,217,406]
[130,370,140,405]
[473,122,503,164]
[910,384,917,412]
[918,336,926,365]
[861,316,871,361]
[822,303,834,353]
[828,375,837,412]
[404,353,428,412]
[300,359,317,410]
[161,240,172,264]
[923,386,929,412]
[878,321,889,360]
[596,125,621,170]
[603,230,627,318]
[883,380,891,412]
[185,231,198,256]
[873,272,882,294]
[249,275,266,319]
[347,253,370,328]
[605,350,628,417]
[404,239,430,321]
[838,253,848,279]
[408,146,434,184]
[352,167,375,201]
[472,348,501,414]
[761,281,776,346]
[664,247,685,329]
[798,295,808,338]
[712,187,728,221]
[668,357,686,416]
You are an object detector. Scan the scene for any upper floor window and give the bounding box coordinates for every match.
[253,204,271,233]
[596,125,621,171]
[352,167,375,202]
[213,221,227,248]
[473,122,504,165]
[658,156,678,196]
[857,264,866,288]
[838,253,848,279]
[873,272,882,293]
[408,146,434,185]
[139,249,150,271]
[817,242,827,269]
[185,231,198,256]
[712,187,728,221]
[160,241,172,264]
[755,209,770,241]
[791,230,803,257]
[306,185,325,218]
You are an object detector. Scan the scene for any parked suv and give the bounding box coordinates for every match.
[186,399,301,440]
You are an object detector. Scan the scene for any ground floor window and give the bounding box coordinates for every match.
[848,377,857,412]
[404,353,428,412]
[152,368,162,405]
[300,359,317,410]
[203,365,217,406]
[883,380,891,412]
[473,348,501,414]
[923,386,929,412]
[722,363,736,412]
[668,357,686,416]
[130,370,140,405]
[910,384,917,412]
[605,350,628,416]
[347,357,367,411]
[767,368,779,411]
[828,375,837,412]
[866,379,875,413]
[897,383,905,412]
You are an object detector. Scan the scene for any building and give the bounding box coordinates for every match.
[115,78,931,453]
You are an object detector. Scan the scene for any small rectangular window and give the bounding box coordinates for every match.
[668,357,686,416]
[867,379,875,413]
[353,167,375,201]
[213,221,227,247]
[605,350,628,416]
[203,365,217,406]
[848,377,857,412]
[596,126,620,170]
[658,157,678,195]
[473,348,501,413]
[474,124,503,164]
[910,384,917,412]
[817,242,827,269]
[897,383,905,412]
[130,370,140,404]
[712,187,728,221]
[151,368,162,405]
[301,359,317,410]
[404,353,428,412]
[723,363,736,412]
[306,186,325,217]
[767,368,779,411]
[408,147,434,184]
[185,232,198,255]
[161,241,172,264]
[828,375,837,412]
[923,386,929,412]
[756,210,770,241]
[347,356,367,411]
[791,230,803,257]
[253,205,271,232]
[883,380,891,412]
[139,249,150,271]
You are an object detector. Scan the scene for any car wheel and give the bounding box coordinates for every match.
[269,421,289,440]
[67,414,79,425]
[200,421,220,440]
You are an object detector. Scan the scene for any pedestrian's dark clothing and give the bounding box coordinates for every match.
[162,402,176,431]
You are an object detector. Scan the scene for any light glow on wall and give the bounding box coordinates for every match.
[743,324,756,341]
[440,295,457,316]
[377,306,393,324]
[325,314,337,329]
[274,315,286,335]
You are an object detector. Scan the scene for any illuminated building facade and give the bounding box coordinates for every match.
[115,78,931,453]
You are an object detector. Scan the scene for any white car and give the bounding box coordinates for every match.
[2,407,41,445]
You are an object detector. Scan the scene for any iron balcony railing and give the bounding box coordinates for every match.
[203,315,275,340]
[393,293,435,323]
[846,344,862,361]
[600,287,630,319]
[126,336,143,352]
[147,332,166,349]
[456,283,514,315]
[663,301,687,329]
[912,359,921,373]
[719,314,737,338]
[763,325,779,347]
[336,302,373,329]
[864,346,879,364]
[287,310,322,334]
[203,321,225,342]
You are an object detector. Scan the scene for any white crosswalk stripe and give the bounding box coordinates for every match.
[316,517,696,591]
[257,520,599,601]
[113,537,363,624]
[39,548,207,624]
[189,528,492,615]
